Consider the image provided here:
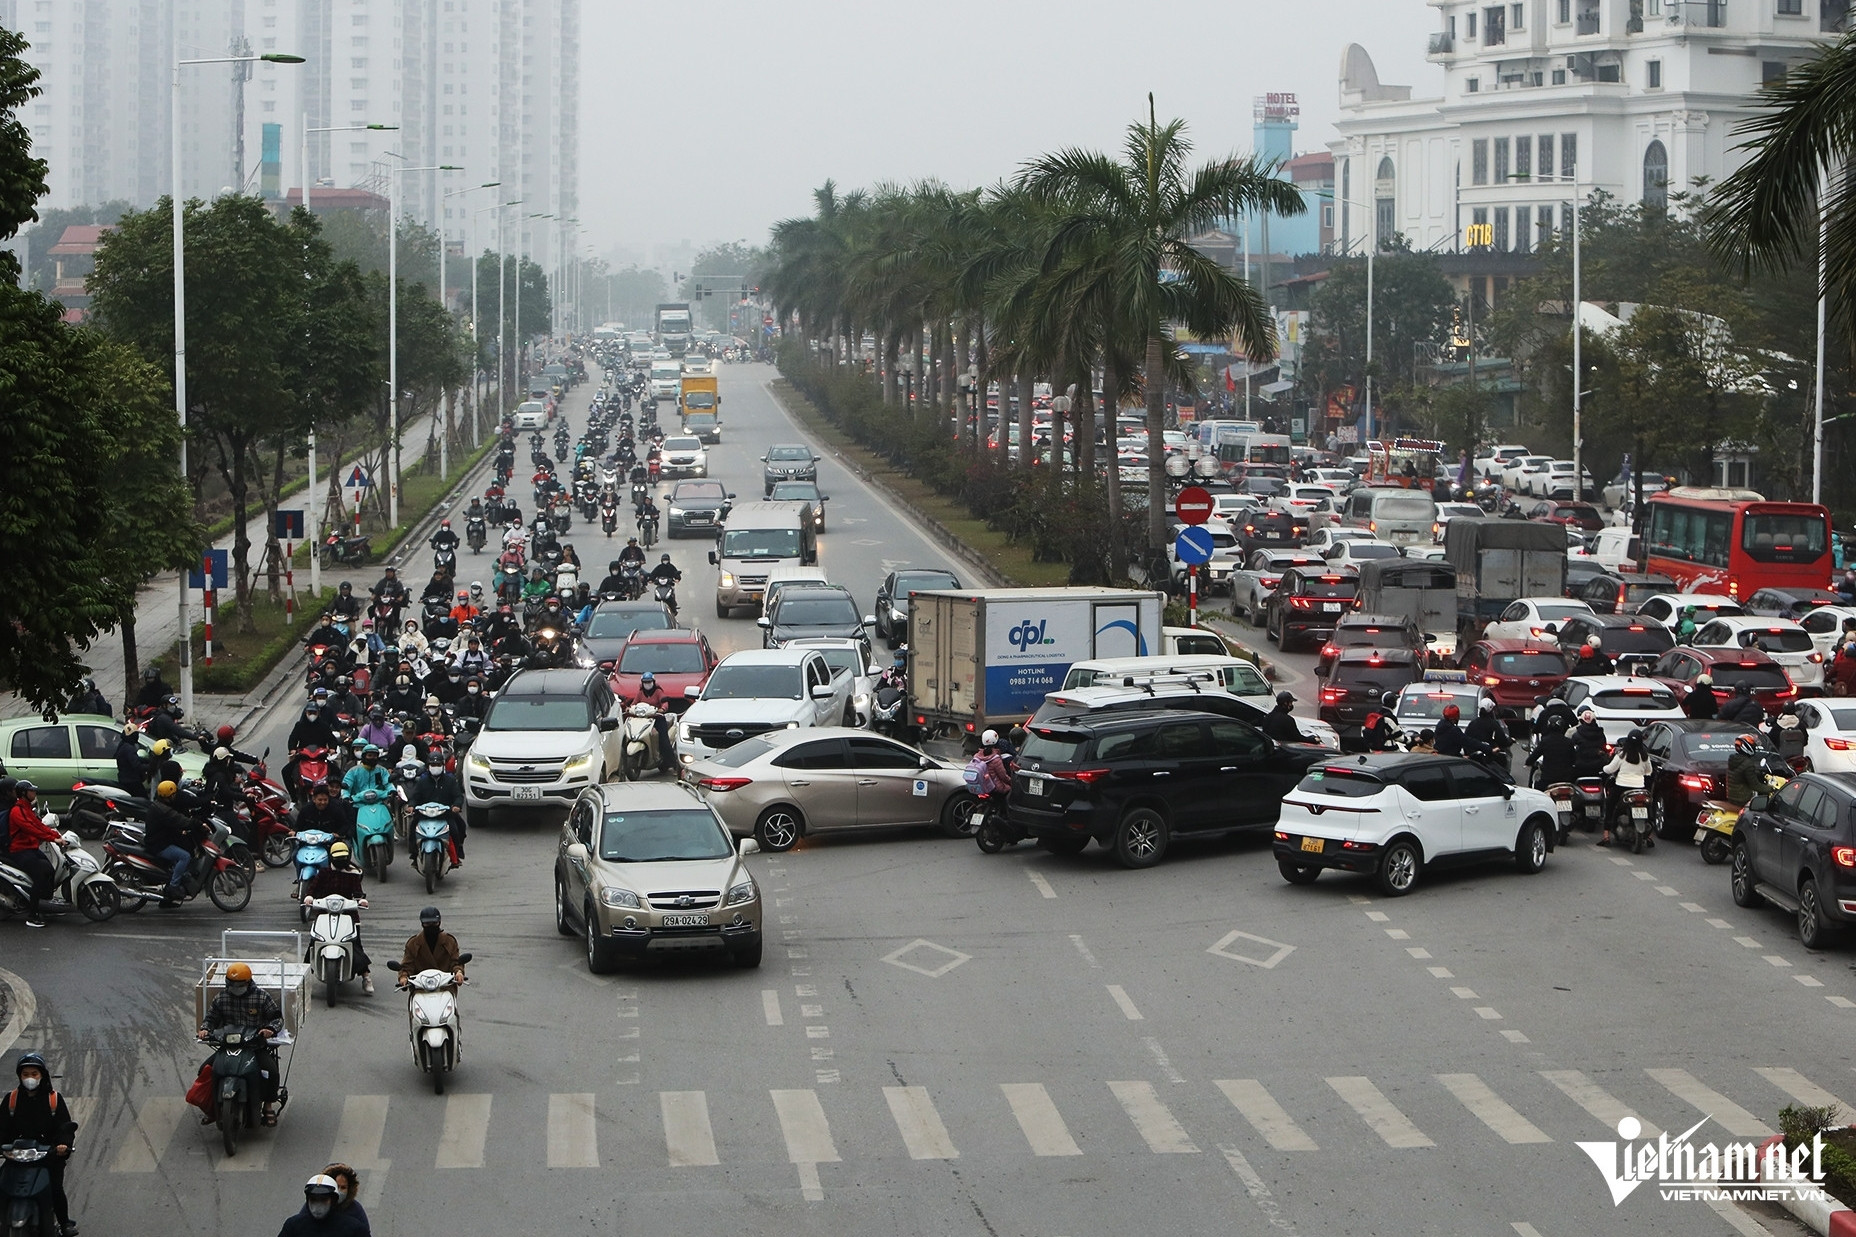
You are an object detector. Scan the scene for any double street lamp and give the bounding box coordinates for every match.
[443,182,501,455]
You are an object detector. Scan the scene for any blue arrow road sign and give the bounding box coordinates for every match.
[1174,526,1215,567]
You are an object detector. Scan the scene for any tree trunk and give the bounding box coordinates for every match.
[1074,378,1095,484]
[1145,336,1168,552]
[1103,367,1126,582]
[264,439,287,603]
[883,333,899,407]
[119,615,139,716]
[223,431,255,634]
[1018,375,1035,474]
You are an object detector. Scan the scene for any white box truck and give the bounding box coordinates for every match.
[907,587,1166,739]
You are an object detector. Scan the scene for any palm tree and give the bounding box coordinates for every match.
[1022,97,1304,554]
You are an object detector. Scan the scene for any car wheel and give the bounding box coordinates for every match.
[1730,841,1765,908]
[1278,860,1321,886]
[1113,808,1169,869]
[555,878,574,936]
[585,906,619,974]
[1376,838,1422,897]
[732,938,763,968]
[1514,819,1548,874]
[1799,877,1837,949]
[1041,834,1089,855]
[464,806,489,832]
[1265,606,1279,644]
[715,599,729,619]
[939,792,978,839]
[755,806,802,852]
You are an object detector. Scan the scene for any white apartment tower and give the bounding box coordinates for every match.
[1329,0,1848,256]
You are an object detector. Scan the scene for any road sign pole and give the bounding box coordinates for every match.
[177,571,192,719]
[308,431,320,598]
[1189,565,1199,628]
[284,541,295,625]
[203,553,214,671]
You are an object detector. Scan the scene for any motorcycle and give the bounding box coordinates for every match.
[555,562,581,594]
[389,759,423,848]
[549,495,574,535]
[202,1025,277,1157]
[1545,783,1575,845]
[1696,800,1738,865]
[433,545,458,579]
[103,816,251,912]
[0,1140,56,1236]
[306,893,364,1007]
[399,956,471,1094]
[600,500,619,536]
[350,786,395,882]
[320,531,372,568]
[631,481,649,511]
[639,512,659,548]
[1571,776,1607,834]
[465,516,488,553]
[1613,786,1654,854]
[289,829,336,912]
[0,828,120,921]
[652,577,676,614]
[619,562,644,601]
[871,681,907,739]
[291,746,333,804]
[619,702,665,781]
[971,795,1021,852]
[409,802,456,894]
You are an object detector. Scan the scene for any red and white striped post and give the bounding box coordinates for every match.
[1188,564,1199,628]
[283,541,295,625]
[202,554,215,669]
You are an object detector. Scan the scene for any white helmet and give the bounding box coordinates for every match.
[980,729,1000,747]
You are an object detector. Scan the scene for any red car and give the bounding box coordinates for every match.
[1648,645,1797,713]
[1528,500,1604,532]
[606,629,719,710]
[1457,639,1569,729]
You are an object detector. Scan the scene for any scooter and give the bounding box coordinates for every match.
[103,817,251,913]
[0,828,120,921]
[320,531,372,568]
[600,499,619,536]
[1571,776,1608,833]
[289,829,336,913]
[350,786,395,882]
[1545,783,1575,845]
[652,577,676,615]
[0,1139,56,1235]
[409,802,455,895]
[66,779,148,840]
[619,702,665,781]
[465,516,488,553]
[555,562,581,595]
[971,794,1021,852]
[202,1025,277,1157]
[306,893,364,1007]
[390,758,423,848]
[1612,786,1655,854]
[433,545,458,579]
[1695,800,1738,865]
[399,955,471,1095]
[871,681,906,739]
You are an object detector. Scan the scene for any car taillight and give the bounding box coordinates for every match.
[697,776,752,792]
[1320,643,1339,658]
[1810,652,1824,664]
[1052,768,1112,784]
[1484,675,1502,686]
[1826,737,1854,752]
[1835,846,1856,869]
[1290,597,1313,609]
[1678,774,1713,792]
[1320,688,1343,703]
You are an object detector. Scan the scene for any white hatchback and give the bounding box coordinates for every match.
[1798,605,1856,659]
[1545,675,1685,743]
[1797,699,1856,773]
[1633,593,1744,627]
[1691,616,1825,692]
[1483,597,1594,645]
[1273,754,1558,896]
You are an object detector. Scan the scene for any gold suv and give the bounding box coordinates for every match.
[554,781,762,972]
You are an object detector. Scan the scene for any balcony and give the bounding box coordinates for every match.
[1428,31,1455,54]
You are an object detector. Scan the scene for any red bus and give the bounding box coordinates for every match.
[1642,487,1832,600]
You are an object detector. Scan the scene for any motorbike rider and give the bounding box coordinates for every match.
[419,571,452,610]
[145,780,203,908]
[197,962,282,1126]
[1725,733,1768,807]
[1571,708,1610,779]
[465,496,486,525]
[277,1174,355,1236]
[1359,693,1401,752]
[972,730,1015,799]
[416,696,453,744]
[0,1052,78,1236]
[327,581,362,627]
[380,671,423,719]
[302,613,348,658]
[1599,730,1652,848]
[616,537,646,571]
[1675,605,1700,646]
[1568,638,1613,677]
[596,559,631,596]
[1719,680,1767,725]
[1533,688,1577,736]
[1769,703,1808,764]
[398,906,467,988]
[454,677,490,725]
[647,553,682,613]
[411,754,466,861]
[302,842,374,996]
[1434,705,1465,756]
[358,708,398,753]
[325,676,366,725]
[297,781,358,850]
[430,519,460,559]
[134,665,172,709]
[7,783,62,929]
[370,565,409,625]
[285,705,339,796]
[144,695,189,747]
[636,492,661,534]
[522,566,554,606]
[1525,719,1578,790]
[1683,673,1719,719]
[452,633,491,678]
[632,673,678,774]
[1463,698,1511,765]
[67,676,109,718]
[202,747,246,817]
[114,723,152,796]
[342,745,392,837]
[448,589,480,630]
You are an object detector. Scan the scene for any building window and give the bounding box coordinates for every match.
[1552,68,1567,84]
[1471,207,1490,251]
[1512,3,1525,28]
[1539,204,1556,244]
[1494,137,1510,182]
[1473,139,1489,185]
[1558,0,1571,18]
[1467,10,1478,37]
[1322,204,1334,228]
[1485,6,1506,43]
[1597,62,1620,82]
[1561,133,1578,176]
[1561,202,1575,233]
[1779,0,1804,12]
[1764,60,1788,82]
[1493,207,1510,251]
[1643,139,1669,211]
[1515,135,1532,179]
[1539,133,1556,177]
[1376,197,1395,245]
[1467,76,1481,92]
[1648,59,1662,87]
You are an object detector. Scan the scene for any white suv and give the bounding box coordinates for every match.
[1274,753,1558,895]
[1690,615,1826,692]
[462,668,623,827]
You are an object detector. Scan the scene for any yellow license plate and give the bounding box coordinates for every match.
[1300,836,1324,854]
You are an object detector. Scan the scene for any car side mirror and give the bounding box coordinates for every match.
[707,551,718,565]
[758,456,767,462]
[918,756,935,771]
[726,493,736,500]
[684,685,702,699]
[862,615,876,626]
[565,842,589,862]
[1501,785,1515,799]
[810,684,834,700]
[1750,795,1770,812]
[812,456,821,463]
[820,495,831,502]
[598,716,619,732]
[738,837,761,857]
[1542,624,1558,637]
[757,616,772,627]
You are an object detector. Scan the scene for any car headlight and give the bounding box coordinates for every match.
[890,606,906,621]
[467,752,491,773]
[679,723,694,742]
[600,886,641,909]
[719,572,736,588]
[563,753,592,773]
[726,879,756,906]
[786,720,800,729]
[667,506,684,517]
[853,693,870,711]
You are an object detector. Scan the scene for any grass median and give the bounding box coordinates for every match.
[152,587,332,695]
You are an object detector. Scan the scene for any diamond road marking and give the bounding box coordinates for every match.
[1208,930,1294,969]
[882,939,972,978]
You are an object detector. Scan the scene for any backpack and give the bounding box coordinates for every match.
[963,755,986,789]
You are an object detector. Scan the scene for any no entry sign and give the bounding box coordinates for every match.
[1174,485,1214,526]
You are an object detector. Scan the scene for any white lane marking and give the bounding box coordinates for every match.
[1707,918,1734,929]
[884,1086,959,1160]
[1427,966,1454,978]
[546,1093,599,1167]
[111,1096,186,1173]
[795,1160,824,1202]
[1450,987,1478,999]
[662,1091,720,1167]
[1384,928,1410,940]
[1541,1070,1661,1137]
[1438,1074,1551,1144]
[1070,934,1101,968]
[327,1094,392,1205]
[771,1089,841,1163]
[1474,1007,1504,1020]
[1764,955,1793,968]
[1221,1144,1300,1235]
[1647,1068,1773,1137]
[1106,984,1144,1021]
[762,990,783,1026]
[1829,995,1856,1009]
[435,1094,492,1168]
[1611,856,1635,865]
[1364,910,1389,922]
[1733,936,1762,948]
[1798,975,1826,987]
[1326,1076,1434,1148]
[1680,902,1706,913]
[800,1004,824,1018]
[1655,886,1680,896]
[1000,1083,1083,1156]
[1143,1037,1185,1085]
[1027,871,1057,899]
[1632,871,1657,881]
[1406,947,1432,959]
[1108,1080,1199,1154]
[1215,1079,1317,1151]
[1754,1067,1849,1114]
[1501,1030,1532,1043]
[1512,1225,1545,1237]
[805,1025,830,1039]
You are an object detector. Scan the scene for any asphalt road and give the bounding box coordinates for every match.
[4,364,1832,1236]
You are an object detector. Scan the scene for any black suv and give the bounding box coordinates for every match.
[1266,568,1358,653]
[1316,613,1424,678]
[1551,612,1675,673]
[759,585,873,654]
[1319,647,1426,744]
[1009,708,1328,868]
[1733,770,1856,949]
[762,444,820,495]
[1238,511,1307,557]
[666,479,734,539]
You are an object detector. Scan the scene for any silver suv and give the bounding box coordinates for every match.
[462,668,623,826]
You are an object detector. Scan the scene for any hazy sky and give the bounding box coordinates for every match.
[579,0,1434,258]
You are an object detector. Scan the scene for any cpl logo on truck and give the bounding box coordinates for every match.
[1007,620,1056,652]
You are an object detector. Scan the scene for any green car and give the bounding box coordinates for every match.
[0,713,207,808]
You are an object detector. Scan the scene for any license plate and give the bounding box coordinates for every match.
[1300,836,1324,854]
[510,785,542,801]
[1630,807,1648,819]
[690,515,711,523]
[661,913,708,927]
[1323,602,1342,612]
[1026,777,1044,797]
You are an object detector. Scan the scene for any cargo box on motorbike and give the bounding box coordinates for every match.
[196,953,311,1040]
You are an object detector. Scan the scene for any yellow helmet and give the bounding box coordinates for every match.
[155,780,178,799]
[327,841,351,861]
[226,962,252,982]
[150,739,172,758]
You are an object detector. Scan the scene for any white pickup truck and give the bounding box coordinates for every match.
[675,648,856,767]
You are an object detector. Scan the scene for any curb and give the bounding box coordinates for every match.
[1759,1132,1856,1235]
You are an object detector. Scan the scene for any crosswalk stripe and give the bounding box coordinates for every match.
[111,1096,187,1173]
[546,1093,599,1167]
[884,1086,957,1160]
[1646,1069,1773,1137]
[1437,1074,1551,1145]
[999,1083,1082,1156]
[327,1095,392,1206]
[1753,1067,1850,1116]
[661,1091,719,1167]
[1108,1081,1199,1154]
[1214,1079,1318,1151]
[1540,1070,1660,1137]
[436,1094,492,1168]
[1326,1076,1433,1148]
[771,1089,840,1164]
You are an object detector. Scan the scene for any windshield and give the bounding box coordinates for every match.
[1022,728,1087,764]
[1740,629,1813,654]
[482,695,593,731]
[1374,495,1436,520]
[1743,512,1829,564]
[895,571,959,596]
[812,647,865,677]
[776,598,859,625]
[598,809,731,862]
[587,610,670,638]
[1709,663,1790,689]
[674,483,726,502]
[721,529,801,559]
[702,664,802,700]
[652,364,680,379]
[683,392,716,409]
[1600,625,1673,654]
[1172,634,1228,657]
[618,642,706,674]
[1226,663,1269,696]
[1338,625,1411,647]
[1591,687,1679,711]
[665,438,702,452]
[1297,767,1384,797]
[1490,652,1567,675]
[1291,577,1356,600]
[686,412,717,425]
[1399,689,1482,720]
[770,483,820,501]
[1347,544,1402,560]
[768,447,813,462]
[1537,604,1591,621]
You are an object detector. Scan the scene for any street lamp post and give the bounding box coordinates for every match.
[383,154,462,528]
[172,44,302,716]
[521,212,554,390]
[496,199,525,423]
[440,181,500,474]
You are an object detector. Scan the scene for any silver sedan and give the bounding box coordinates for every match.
[683,727,974,851]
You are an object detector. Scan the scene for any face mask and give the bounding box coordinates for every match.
[19,1077,40,1092]
[227,982,250,997]
[307,1201,332,1220]
[467,686,480,694]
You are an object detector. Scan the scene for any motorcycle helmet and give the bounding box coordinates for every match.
[1381,692,1399,709]
[226,962,253,986]
[1697,674,1714,686]
[339,582,353,595]
[457,589,469,601]
[609,560,623,574]
[155,780,178,799]
[1734,733,1760,753]
[142,666,160,682]
[441,518,451,528]
[362,745,382,762]
[150,739,172,758]
[327,841,351,864]
[639,672,657,693]
[1479,698,1496,713]
[1588,635,1603,650]
[12,781,34,800]
[1579,708,1597,723]
[212,747,232,763]
[470,582,485,599]
[425,696,442,711]
[980,729,1000,747]
[627,537,639,547]
[660,553,672,563]
[1442,705,1460,720]
[304,1175,340,1219]
[420,906,443,927]
[166,694,184,717]
[216,724,236,745]
[383,565,398,576]
[122,722,138,736]
[14,1052,48,1083]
